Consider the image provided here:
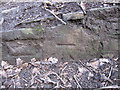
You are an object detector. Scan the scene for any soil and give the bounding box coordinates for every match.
[0,57,119,88]
[0,2,115,31]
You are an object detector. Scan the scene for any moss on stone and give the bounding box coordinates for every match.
[20,28,34,35]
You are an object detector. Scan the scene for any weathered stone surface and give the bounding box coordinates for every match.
[63,12,84,20]
[2,28,45,41]
[83,6,119,57]
[2,25,103,63]
[1,6,119,64]
[84,6,119,34]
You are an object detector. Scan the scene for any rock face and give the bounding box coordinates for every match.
[1,6,119,64]
[83,6,119,57]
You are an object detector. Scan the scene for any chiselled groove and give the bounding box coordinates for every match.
[57,43,76,46]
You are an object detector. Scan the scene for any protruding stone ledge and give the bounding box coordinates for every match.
[63,12,84,21]
[1,28,45,41]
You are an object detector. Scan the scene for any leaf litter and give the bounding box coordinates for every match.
[0,57,119,88]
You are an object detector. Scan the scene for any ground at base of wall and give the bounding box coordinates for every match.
[0,57,119,88]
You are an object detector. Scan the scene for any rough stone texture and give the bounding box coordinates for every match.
[2,25,102,64]
[1,6,119,64]
[83,6,119,57]
[63,12,84,20]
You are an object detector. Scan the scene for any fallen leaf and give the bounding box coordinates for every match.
[31,61,40,66]
[0,85,6,88]
[78,67,88,73]
[1,61,9,68]
[0,70,7,78]
[88,72,94,80]
[113,58,118,61]
[14,68,21,73]
[4,65,13,70]
[48,57,58,64]
[87,61,99,69]
[0,18,4,25]
[21,63,28,68]
[32,67,40,74]
[99,58,110,63]
[62,62,68,67]
[31,58,36,62]
[16,58,23,66]
[87,58,110,69]
[6,68,13,74]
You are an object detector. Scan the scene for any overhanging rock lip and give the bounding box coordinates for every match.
[1,28,44,41]
[88,6,119,12]
[63,11,84,21]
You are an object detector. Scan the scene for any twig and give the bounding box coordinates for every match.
[2,7,19,14]
[54,81,60,88]
[35,78,42,83]
[54,73,65,85]
[44,8,66,25]
[101,74,113,84]
[7,73,18,78]
[22,77,28,83]
[79,60,97,73]
[14,14,40,27]
[108,67,113,79]
[47,71,65,85]
[79,60,113,84]
[94,85,120,90]
[0,18,4,25]
[73,75,82,88]
[60,85,65,88]
[77,2,86,15]
[61,66,67,72]
[105,67,113,86]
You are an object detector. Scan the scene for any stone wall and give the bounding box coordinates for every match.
[1,6,119,64]
[83,6,119,57]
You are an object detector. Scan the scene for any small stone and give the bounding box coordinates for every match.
[63,12,84,21]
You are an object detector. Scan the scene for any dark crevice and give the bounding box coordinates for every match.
[57,43,76,46]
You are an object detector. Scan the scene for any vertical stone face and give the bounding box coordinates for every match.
[1,6,119,64]
[2,25,103,63]
[83,6,119,57]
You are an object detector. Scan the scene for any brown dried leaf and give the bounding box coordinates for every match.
[78,67,88,73]
[62,62,68,67]
[87,58,110,69]
[0,69,7,78]
[87,61,99,69]
[32,67,40,74]
[14,68,21,73]
[99,58,110,63]
[31,61,40,67]
[6,68,13,74]
[31,58,36,62]
[1,61,9,68]
[4,65,13,70]
[48,57,58,64]
[88,72,94,80]
[16,58,23,66]
[21,63,28,68]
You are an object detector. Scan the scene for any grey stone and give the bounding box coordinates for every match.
[2,6,119,64]
[1,27,45,41]
[63,12,84,21]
